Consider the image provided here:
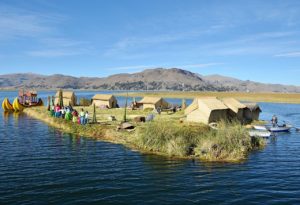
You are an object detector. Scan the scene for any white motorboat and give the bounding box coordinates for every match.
[253,125,267,131]
[266,124,292,132]
[249,130,271,138]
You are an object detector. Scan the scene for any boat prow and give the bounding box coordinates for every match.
[12,97,25,112]
[2,98,14,111]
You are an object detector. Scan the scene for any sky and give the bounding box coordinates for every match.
[0,0,300,85]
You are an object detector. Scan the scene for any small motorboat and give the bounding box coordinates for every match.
[249,130,271,138]
[253,125,267,131]
[266,124,292,132]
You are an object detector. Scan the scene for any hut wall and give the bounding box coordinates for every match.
[208,110,228,123]
[143,103,156,110]
[92,96,118,108]
[228,109,245,122]
[243,109,260,121]
[54,98,75,106]
[243,109,253,121]
[197,101,211,117]
[252,110,260,121]
[236,109,244,121]
[186,110,209,124]
[227,109,237,120]
[93,100,110,108]
[160,100,169,109]
[184,99,198,115]
[111,96,117,108]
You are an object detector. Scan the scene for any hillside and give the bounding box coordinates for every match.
[0,68,299,92]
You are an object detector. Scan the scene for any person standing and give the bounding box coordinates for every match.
[54,104,61,118]
[271,115,278,127]
[85,111,89,124]
[156,106,162,115]
[72,110,78,123]
[61,106,65,119]
[79,108,85,125]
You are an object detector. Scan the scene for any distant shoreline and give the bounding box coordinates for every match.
[2,89,300,104]
[117,91,300,104]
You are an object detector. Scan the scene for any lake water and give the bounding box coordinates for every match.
[1,91,300,204]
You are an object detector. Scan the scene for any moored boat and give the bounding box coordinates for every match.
[266,124,292,132]
[18,89,43,107]
[249,130,271,138]
[2,98,14,111]
[253,125,268,131]
[12,97,24,112]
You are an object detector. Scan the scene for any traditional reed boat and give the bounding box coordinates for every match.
[2,89,43,112]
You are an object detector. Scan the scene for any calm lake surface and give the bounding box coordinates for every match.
[1,91,300,205]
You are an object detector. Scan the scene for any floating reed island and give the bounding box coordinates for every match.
[18,90,267,163]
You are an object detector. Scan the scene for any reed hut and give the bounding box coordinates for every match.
[92,94,118,108]
[185,97,229,124]
[221,98,248,122]
[54,91,77,106]
[138,97,169,110]
[244,103,262,121]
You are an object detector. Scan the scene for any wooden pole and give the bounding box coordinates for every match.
[92,103,97,123]
[123,92,128,122]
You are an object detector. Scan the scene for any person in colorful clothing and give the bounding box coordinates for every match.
[79,108,85,125]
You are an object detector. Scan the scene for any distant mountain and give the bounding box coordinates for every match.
[0,68,300,92]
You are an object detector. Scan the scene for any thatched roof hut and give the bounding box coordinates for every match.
[244,103,262,121]
[221,98,248,122]
[185,97,229,124]
[54,91,77,106]
[138,97,169,110]
[92,94,118,108]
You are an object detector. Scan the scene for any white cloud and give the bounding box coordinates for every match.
[103,24,230,58]
[104,28,299,60]
[274,52,300,57]
[0,5,92,58]
[26,37,92,57]
[26,49,86,57]
[0,5,64,40]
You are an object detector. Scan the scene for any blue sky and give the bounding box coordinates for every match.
[0,0,300,85]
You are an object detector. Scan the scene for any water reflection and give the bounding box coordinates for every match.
[47,127,88,151]
[2,111,11,124]
[12,112,27,126]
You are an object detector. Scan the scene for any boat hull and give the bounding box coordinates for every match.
[2,98,14,111]
[249,130,271,138]
[267,125,292,132]
[12,97,24,112]
[253,125,267,131]
[22,98,44,107]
